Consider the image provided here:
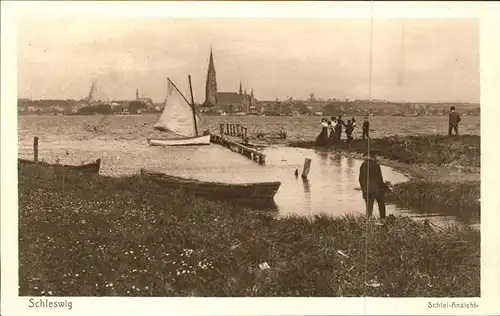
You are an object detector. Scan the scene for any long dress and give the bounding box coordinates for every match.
[315,122,329,146]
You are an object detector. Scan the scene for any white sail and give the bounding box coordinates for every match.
[154,79,200,137]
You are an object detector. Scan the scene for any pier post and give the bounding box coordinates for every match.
[301,158,311,179]
[219,124,224,136]
[34,136,39,162]
[226,124,229,135]
[244,127,248,140]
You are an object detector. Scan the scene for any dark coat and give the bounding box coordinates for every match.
[359,158,385,195]
[362,121,369,131]
[449,111,461,126]
[345,123,354,134]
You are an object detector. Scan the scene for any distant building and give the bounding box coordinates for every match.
[135,88,154,108]
[203,49,257,113]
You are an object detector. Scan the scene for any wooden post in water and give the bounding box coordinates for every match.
[301,158,311,179]
[33,137,39,162]
[244,127,248,140]
[219,124,224,136]
[226,124,229,135]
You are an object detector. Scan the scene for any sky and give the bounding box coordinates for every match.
[17,18,479,103]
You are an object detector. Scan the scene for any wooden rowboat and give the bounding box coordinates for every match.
[18,158,101,174]
[140,169,281,201]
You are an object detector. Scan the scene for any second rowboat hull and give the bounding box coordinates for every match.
[147,135,211,146]
[18,158,101,174]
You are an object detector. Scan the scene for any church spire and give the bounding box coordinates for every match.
[204,48,218,107]
[239,81,243,95]
[136,88,139,100]
[250,88,254,99]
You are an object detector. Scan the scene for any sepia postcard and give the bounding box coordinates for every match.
[1,1,500,315]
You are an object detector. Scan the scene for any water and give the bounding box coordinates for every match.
[17,114,480,227]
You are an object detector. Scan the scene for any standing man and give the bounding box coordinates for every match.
[359,150,386,219]
[448,106,461,136]
[345,120,354,144]
[362,117,370,140]
[336,115,345,142]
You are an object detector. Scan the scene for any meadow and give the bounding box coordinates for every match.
[19,163,479,297]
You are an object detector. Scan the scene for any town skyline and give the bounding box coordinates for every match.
[18,18,479,104]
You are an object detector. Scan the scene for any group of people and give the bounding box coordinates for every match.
[315,115,370,146]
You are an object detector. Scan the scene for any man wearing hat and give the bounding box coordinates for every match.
[358,149,386,219]
[448,106,461,137]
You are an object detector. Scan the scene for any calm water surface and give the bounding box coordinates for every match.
[18,115,480,228]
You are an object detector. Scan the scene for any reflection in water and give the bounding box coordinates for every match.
[346,156,356,177]
[317,150,328,167]
[301,178,311,206]
[302,178,310,194]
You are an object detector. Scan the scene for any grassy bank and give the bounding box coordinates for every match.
[289,135,480,168]
[390,181,480,220]
[19,164,480,297]
[289,135,480,220]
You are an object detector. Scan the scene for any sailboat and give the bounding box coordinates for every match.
[147,76,211,146]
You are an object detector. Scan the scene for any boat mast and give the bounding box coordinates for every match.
[188,75,199,136]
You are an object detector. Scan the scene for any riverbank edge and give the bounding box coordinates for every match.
[288,136,480,221]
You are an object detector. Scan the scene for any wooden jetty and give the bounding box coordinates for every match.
[210,123,266,164]
[218,123,249,141]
